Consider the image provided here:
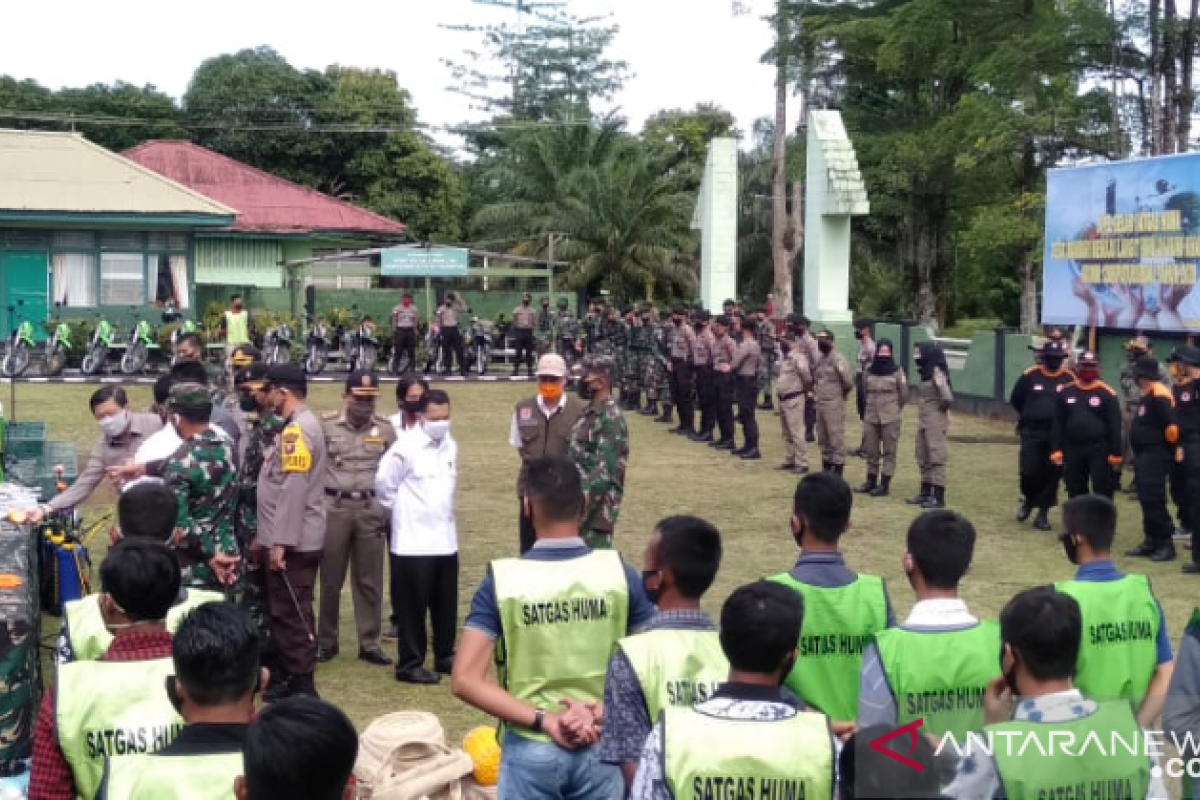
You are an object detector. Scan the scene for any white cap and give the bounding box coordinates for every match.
[536,354,568,378]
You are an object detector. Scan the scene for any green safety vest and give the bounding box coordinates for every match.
[874,621,1000,740]
[990,702,1151,800]
[224,311,251,346]
[56,658,183,800]
[103,750,243,800]
[616,628,728,724]
[65,591,225,662]
[493,550,629,742]
[662,707,835,800]
[767,572,888,720]
[1055,576,1159,706]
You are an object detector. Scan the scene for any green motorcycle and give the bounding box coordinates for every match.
[80,315,115,376]
[42,315,71,377]
[0,313,36,378]
[120,318,156,375]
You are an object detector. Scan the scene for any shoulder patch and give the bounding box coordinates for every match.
[281,423,313,474]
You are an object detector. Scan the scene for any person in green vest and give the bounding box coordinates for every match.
[943,587,1167,799]
[1055,494,1173,728]
[451,456,656,800]
[768,472,894,721]
[56,481,225,665]
[31,540,184,800]
[630,580,841,800]
[235,697,358,800]
[858,510,998,740]
[600,515,728,789]
[98,602,265,800]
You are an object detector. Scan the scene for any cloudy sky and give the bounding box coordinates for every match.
[0,0,787,147]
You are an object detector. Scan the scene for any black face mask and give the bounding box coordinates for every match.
[779,653,797,686]
[578,381,595,401]
[1001,646,1020,700]
[403,399,422,415]
[818,342,833,354]
[854,330,863,340]
[166,676,184,715]
[1059,533,1079,565]
[641,570,662,605]
[238,393,259,413]
[1043,356,1065,370]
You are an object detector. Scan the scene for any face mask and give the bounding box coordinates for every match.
[539,382,564,404]
[542,304,550,310]
[854,330,863,340]
[402,298,412,307]
[818,342,833,354]
[779,653,797,686]
[578,380,595,401]
[522,299,530,306]
[1042,355,1065,370]
[914,356,925,367]
[875,353,892,363]
[166,676,184,715]
[1059,533,1079,565]
[238,393,259,413]
[424,419,451,441]
[641,570,662,605]
[98,411,129,438]
[1001,646,1020,700]
[1077,367,1100,383]
[403,398,423,415]
[346,402,374,427]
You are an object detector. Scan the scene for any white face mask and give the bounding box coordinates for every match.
[423,419,451,441]
[98,411,129,438]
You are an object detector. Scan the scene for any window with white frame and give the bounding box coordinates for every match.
[100,253,146,306]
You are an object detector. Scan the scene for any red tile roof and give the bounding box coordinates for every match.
[123,141,405,237]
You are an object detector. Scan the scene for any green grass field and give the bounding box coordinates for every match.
[19,381,1198,745]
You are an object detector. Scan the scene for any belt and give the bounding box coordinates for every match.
[779,391,804,402]
[325,489,375,500]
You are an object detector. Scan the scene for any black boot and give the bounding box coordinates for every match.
[821,460,832,473]
[656,402,674,423]
[289,672,320,698]
[711,439,735,451]
[856,475,878,494]
[870,476,892,497]
[690,428,713,443]
[1016,499,1032,523]
[1032,509,1052,532]
[1152,543,1178,562]
[758,397,774,411]
[740,446,761,460]
[833,464,844,476]
[640,399,659,416]
[264,670,294,702]
[731,443,748,456]
[907,483,931,505]
[922,485,946,509]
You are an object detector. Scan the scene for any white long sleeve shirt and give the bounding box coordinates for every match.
[374,428,458,556]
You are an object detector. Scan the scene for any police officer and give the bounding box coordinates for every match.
[1125,356,1180,562]
[852,319,876,457]
[629,582,839,800]
[666,306,696,435]
[858,339,906,497]
[731,315,762,460]
[256,364,328,699]
[776,328,814,474]
[689,311,717,444]
[909,341,954,509]
[452,457,656,799]
[510,354,586,554]
[1011,339,1075,529]
[813,330,853,475]
[709,316,738,450]
[791,315,820,442]
[1170,346,1200,574]
[1051,351,1122,501]
[436,291,468,376]
[510,293,538,377]
[391,292,420,371]
[317,372,396,667]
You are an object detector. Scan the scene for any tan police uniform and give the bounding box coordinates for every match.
[318,374,396,661]
[777,342,813,471]
[863,368,908,481]
[813,345,854,471]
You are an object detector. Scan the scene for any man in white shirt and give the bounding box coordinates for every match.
[375,389,458,686]
[509,354,586,553]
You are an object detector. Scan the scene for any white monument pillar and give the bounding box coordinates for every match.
[693,138,738,311]
[803,110,869,324]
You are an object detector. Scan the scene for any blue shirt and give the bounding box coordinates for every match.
[464,537,657,639]
[788,550,897,626]
[1074,560,1172,664]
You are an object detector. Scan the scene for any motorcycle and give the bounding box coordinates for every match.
[304,318,330,375]
[43,315,71,377]
[80,315,115,376]
[120,317,157,374]
[1,307,36,378]
[263,324,294,366]
[423,322,444,375]
[343,318,379,373]
[163,306,198,367]
[466,317,493,377]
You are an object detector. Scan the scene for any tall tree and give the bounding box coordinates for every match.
[54,82,185,151]
[641,103,740,195]
[768,3,802,317]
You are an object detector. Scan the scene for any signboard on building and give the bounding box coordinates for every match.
[381,247,470,277]
[1043,154,1200,332]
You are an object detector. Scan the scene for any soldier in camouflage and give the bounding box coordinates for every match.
[552,298,584,367]
[642,316,672,420]
[112,383,240,592]
[569,355,630,550]
[620,308,642,410]
[593,303,619,360]
[1120,337,1150,492]
[755,311,778,411]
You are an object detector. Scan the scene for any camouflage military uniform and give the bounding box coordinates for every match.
[756,320,778,402]
[553,311,583,364]
[161,428,239,591]
[627,319,651,403]
[236,411,284,652]
[568,395,630,550]
[643,321,671,408]
[593,315,618,359]
[1119,362,1140,481]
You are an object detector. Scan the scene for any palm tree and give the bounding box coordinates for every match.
[556,153,697,301]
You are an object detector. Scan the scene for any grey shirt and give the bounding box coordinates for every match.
[256,405,328,552]
[50,412,163,510]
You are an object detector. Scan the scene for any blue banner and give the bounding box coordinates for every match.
[1043,155,1200,332]
[381,247,470,277]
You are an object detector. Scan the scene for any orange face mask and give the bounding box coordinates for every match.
[539,382,563,404]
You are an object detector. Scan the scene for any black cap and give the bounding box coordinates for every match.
[1169,345,1200,367]
[230,344,261,367]
[1133,356,1161,381]
[345,371,381,398]
[1043,340,1069,357]
[1077,350,1100,366]
[235,361,270,389]
[265,363,307,393]
[672,305,686,315]
[713,315,731,328]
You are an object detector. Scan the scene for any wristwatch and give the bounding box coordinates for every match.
[531,708,545,733]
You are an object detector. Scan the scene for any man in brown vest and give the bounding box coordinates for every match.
[509,354,587,553]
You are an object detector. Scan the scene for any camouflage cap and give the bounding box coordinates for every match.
[580,354,614,379]
[168,382,214,414]
[230,344,261,368]
[1124,336,1151,353]
[236,362,270,390]
[557,297,569,308]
